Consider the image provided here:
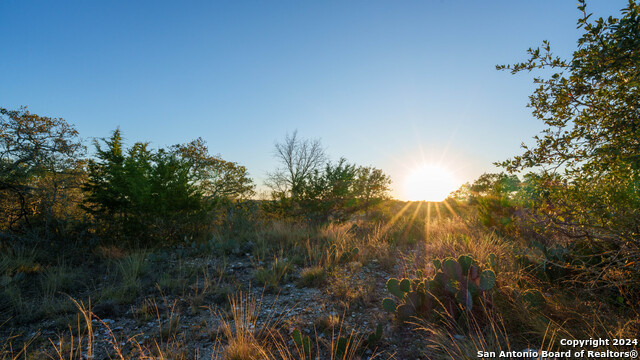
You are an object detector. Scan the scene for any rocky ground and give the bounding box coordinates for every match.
[3,251,436,359]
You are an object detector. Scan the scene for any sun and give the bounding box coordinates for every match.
[404,164,459,202]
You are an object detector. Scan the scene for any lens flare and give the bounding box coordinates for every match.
[404,164,458,201]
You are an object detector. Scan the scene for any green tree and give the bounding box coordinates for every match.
[83,129,206,244]
[469,173,519,198]
[0,107,84,231]
[303,158,358,221]
[467,173,520,232]
[497,0,640,292]
[264,132,391,220]
[354,165,392,217]
[299,159,391,221]
[82,129,129,227]
[171,138,255,200]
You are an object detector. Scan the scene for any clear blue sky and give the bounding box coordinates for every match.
[0,1,628,199]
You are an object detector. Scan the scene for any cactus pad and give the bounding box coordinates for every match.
[442,258,462,279]
[386,278,405,298]
[432,259,442,270]
[399,278,411,292]
[382,298,397,312]
[488,253,497,268]
[458,254,474,273]
[396,304,415,320]
[479,269,496,291]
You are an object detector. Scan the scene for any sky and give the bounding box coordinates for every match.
[0,0,630,200]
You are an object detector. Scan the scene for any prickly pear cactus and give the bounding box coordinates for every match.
[335,336,353,357]
[479,269,496,291]
[332,245,360,264]
[442,257,462,279]
[292,329,312,354]
[386,278,405,299]
[367,323,384,344]
[458,254,474,273]
[396,304,415,320]
[382,298,397,312]
[432,259,442,271]
[383,254,498,321]
[399,278,411,292]
[382,275,435,322]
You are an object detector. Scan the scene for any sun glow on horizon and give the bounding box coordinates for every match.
[404,164,459,202]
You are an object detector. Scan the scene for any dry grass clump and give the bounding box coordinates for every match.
[215,290,288,360]
[298,265,327,287]
[315,313,341,333]
[414,302,514,360]
[215,290,372,360]
[319,222,355,245]
[217,292,273,359]
[425,223,506,259]
[259,220,315,251]
[412,296,572,360]
[0,295,194,360]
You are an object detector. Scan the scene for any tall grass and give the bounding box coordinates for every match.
[3,200,638,359]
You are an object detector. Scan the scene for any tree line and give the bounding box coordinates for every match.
[0,110,391,248]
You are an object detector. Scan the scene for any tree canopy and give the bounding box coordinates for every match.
[171,138,255,200]
[83,129,255,244]
[495,1,640,295]
[0,107,84,229]
[497,0,640,242]
[265,132,391,220]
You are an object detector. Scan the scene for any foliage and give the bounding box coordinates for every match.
[496,0,640,271]
[291,329,312,355]
[172,137,255,200]
[354,165,392,216]
[83,129,207,245]
[366,323,383,345]
[493,0,640,310]
[303,158,392,221]
[299,159,391,221]
[264,132,391,221]
[265,132,391,220]
[382,254,496,322]
[0,107,85,232]
[469,173,519,198]
[302,158,359,221]
[467,173,521,234]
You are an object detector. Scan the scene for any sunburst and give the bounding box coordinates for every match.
[404,163,458,202]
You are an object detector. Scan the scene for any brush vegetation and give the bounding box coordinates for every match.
[2,1,639,358]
